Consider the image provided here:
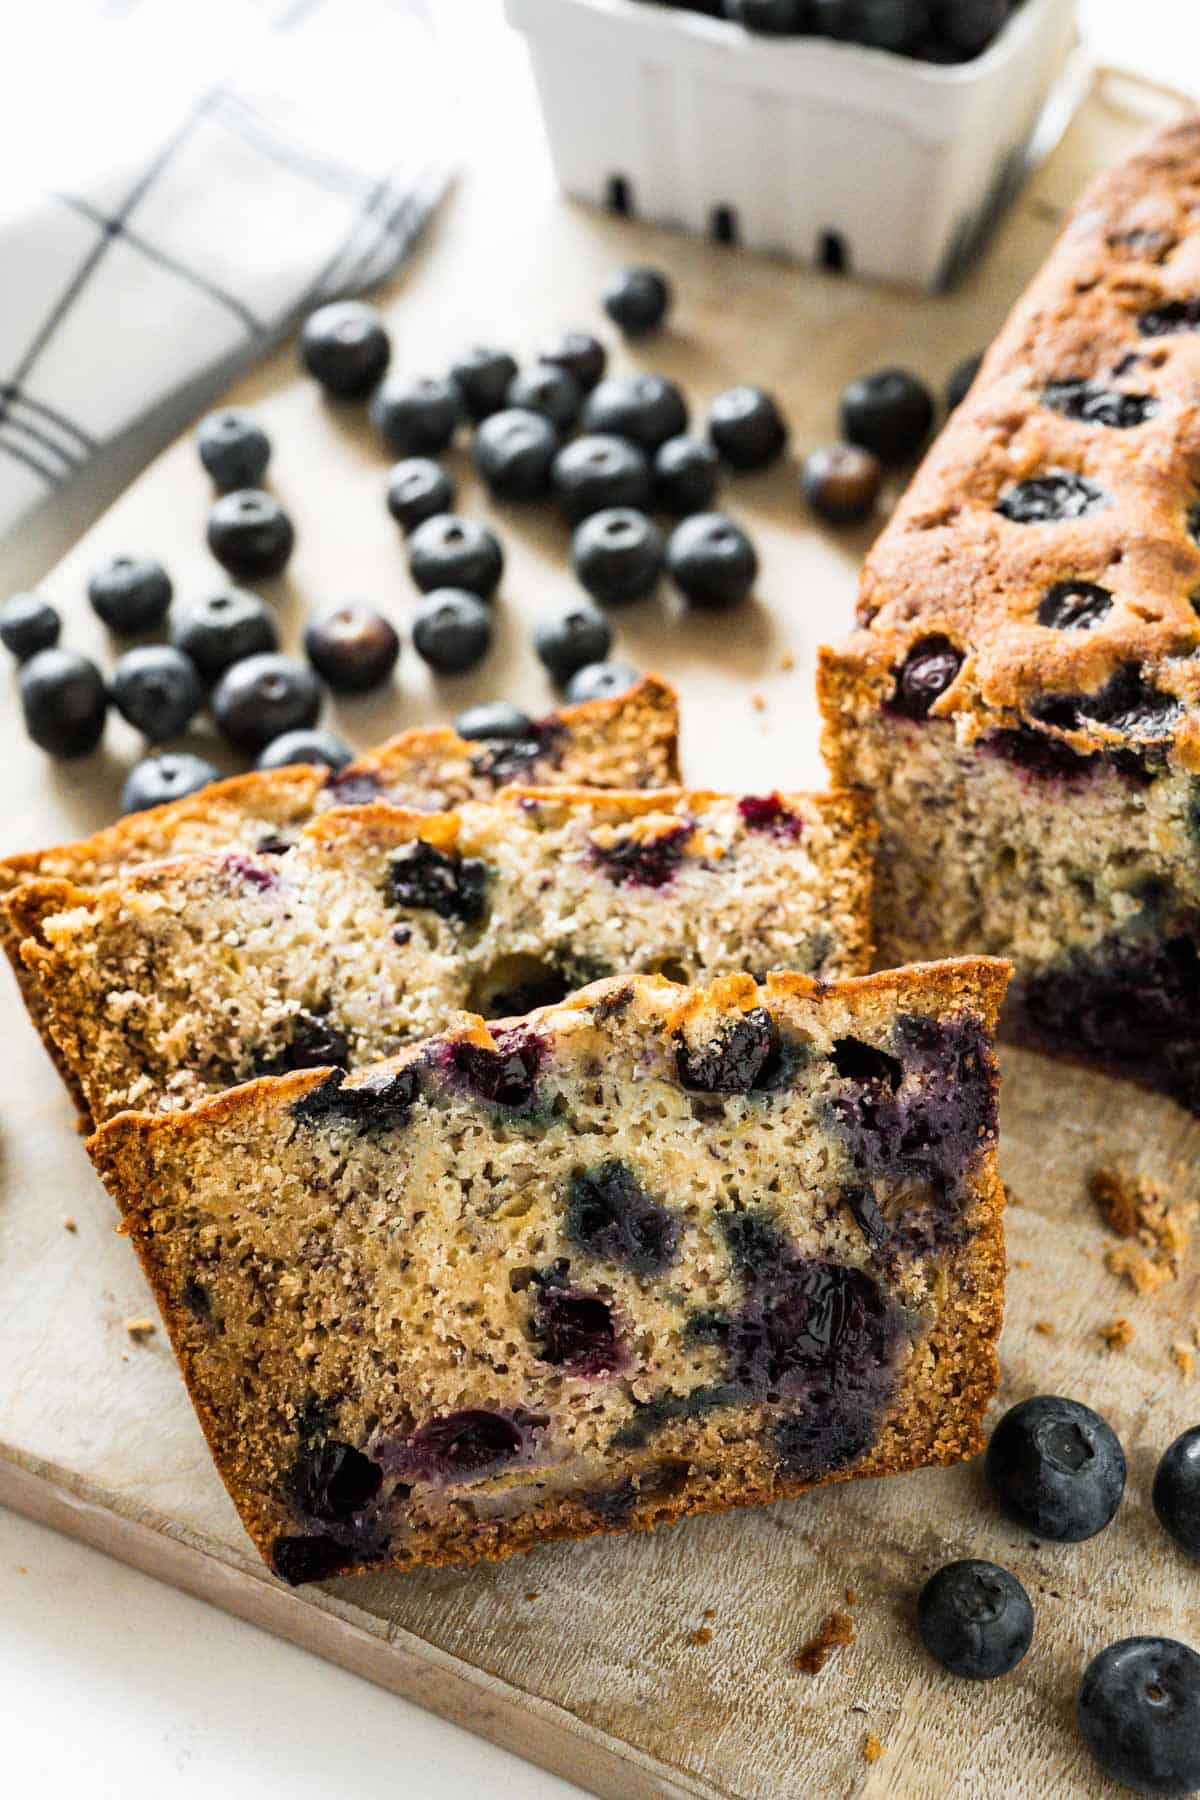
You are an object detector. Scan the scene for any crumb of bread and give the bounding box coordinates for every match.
[1172,1344,1195,1380]
[864,1734,885,1764]
[124,1317,156,1339]
[1098,1317,1135,1351]
[63,1217,77,1232]
[1034,1319,1056,1337]
[845,1587,858,1607]
[703,1607,717,1620]
[524,1591,539,1601]
[751,692,766,712]
[1091,1168,1195,1296]
[793,1610,856,1674]
[1105,1246,1172,1296]
[688,1627,713,1647]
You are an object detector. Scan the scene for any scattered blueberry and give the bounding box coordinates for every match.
[88,555,172,634]
[300,300,391,399]
[566,1160,679,1275]
[454,700,534,740]
[411,589,493,675]
[1036,581,1113,631]
[841,367,933,463]
[708,385,788,470]
[111,645,203,740]
[304,603,399,693]
[801,444,883,525]
[552,434,652,525]
[385,457,456,533]
[506,363,582,432]
[916,1560,1034,1681]
[933,0,1010,57]
[1078,1637,1200,1797]
[196,409,270,492]
[370,374,464,458]
[473,407,559,501]
[169,588,278,682]
[603,265,672,336]
[539,329,607,394]
[855,0,930,51]
[986,1395,1125,1541]
[653,435,720,515]
[565,660,640,704]
[946,351,983,410]
[726,0,807,30]
[533,601,613,684]
[256,727,352,772]
[582,374,688,453]
[0,592,60,662]
[889,636,963,718]
[667,512,758,607]
[20,649,108,756]
[572,508,664,606]
[120,751,220,815]
[211,653,321,753]
[995,471,1109,524]
[809,0,854,32]
[407,514,504,599]
[207,491,295,580]
[448,344,518,422]
[1153,1427,1200,1558]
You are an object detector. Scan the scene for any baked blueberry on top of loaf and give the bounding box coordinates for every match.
[12,785,874,1124]
[819,120,1200,1113]
[90,962,1009,1584]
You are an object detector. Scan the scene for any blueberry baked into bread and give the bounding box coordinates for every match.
[13,785,875,1124]
[90,962,1009,1583]
[820,120,1200,1113]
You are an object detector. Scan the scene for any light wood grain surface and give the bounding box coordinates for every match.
[1,57,1198,1800]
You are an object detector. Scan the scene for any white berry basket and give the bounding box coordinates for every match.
[505,0,1081,290]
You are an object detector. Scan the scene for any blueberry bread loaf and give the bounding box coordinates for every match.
[90,962,1009,1584]
[0,678,678,1102]
[820,119,1200,1113]
[13,786,874,1125]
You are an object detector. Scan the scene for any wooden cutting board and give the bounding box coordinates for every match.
[2,37,1198,1797]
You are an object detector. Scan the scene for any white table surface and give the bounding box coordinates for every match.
[2,3,1193,1797]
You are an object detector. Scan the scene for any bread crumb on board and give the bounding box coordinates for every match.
[1172,1343,1195,1380]
[1099,1317,1135,1351]
[793,1610,855,1674]
[63,1216,77,1232]
[1034,1319,1056,1338]
[124,1317,156,1340]
[864,1733,886,1764]
[688,1627,713,1647]
[1091,1167,1195,1295]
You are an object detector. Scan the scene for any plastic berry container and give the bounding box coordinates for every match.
[505,0,1080,290]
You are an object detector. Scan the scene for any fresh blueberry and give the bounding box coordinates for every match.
[169,588,278,682]
[552,434,652,524]
[533,601,613,685]
[707,385,788,471]
[304,603,399,693]
[889,636,963,718]
[854,0,930,51]
[256,728,352,772]
[603,265,672,336]
[810,0,854,31]
[448,344,518,422]
[653,435,720,515]
[506,363,582,432]
[121,751,220,815]
[370,375,464,457]
[572,508,664,606]
[582,375,688,453]
[841,368,933,462]
[411,589,493,675]
[932,0,1010,57]
[207,491,295,579]
[916,1560,1033,1681]
[0,592,60,662]
[564,659,640,704]
[726,0,807,29]
[408,515,504,599]
[946,351,983,410]
[801,444,883,525]
[385,457,456,533]
[211,653,321,753]
[1036,581,1113,631]
[88,555,172,634]
[111,645,203,740]
[539,329,607,394]
[566,1160,679,1275]
[300,300,391,399]
[667,512,758,607]
[196,409,270,492]
[986,1395,1125,1541]
[1079,1637,1200,1796]
[473,407,559,502]
[20,649,108,757]
[454,701,534,740]
[995,471,1109,524]
[1153,1427,1200,1558]
[391,839,489,922]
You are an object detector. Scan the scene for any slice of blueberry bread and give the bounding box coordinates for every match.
[12,785,874,1125]
[90,961,1009,1584]
[819,119,1200,1113]
[0,678,678,1107]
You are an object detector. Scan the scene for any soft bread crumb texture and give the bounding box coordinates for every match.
[793,1610,856,1675]
[89,962,1008,1583]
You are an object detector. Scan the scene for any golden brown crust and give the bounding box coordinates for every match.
[821,118,1200,771]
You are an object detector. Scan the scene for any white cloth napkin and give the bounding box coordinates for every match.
[0,0,453,545]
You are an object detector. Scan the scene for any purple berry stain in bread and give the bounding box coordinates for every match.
[287,1436,383,1523]
[442,1023,545,1111]
[995,471,1109,524]
[1036,581,1113,630]
[1041,379,1158,429]
[589,821,691,888]
[1138,297,1200,336]
[290,1064,420,1133]
[399,1408,542,1482]
[388,839,489,924]
[324,766,383,807]
[222,850,278,892]
[531,1277,623,1375]
[737,793,805,840]
[271,1533,352,1585]
[886,637,963,720]
[566,1160,680,1276]
[255,1011,350,1076]
[1031,663,1182,741]
[675,1006,784,1095]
